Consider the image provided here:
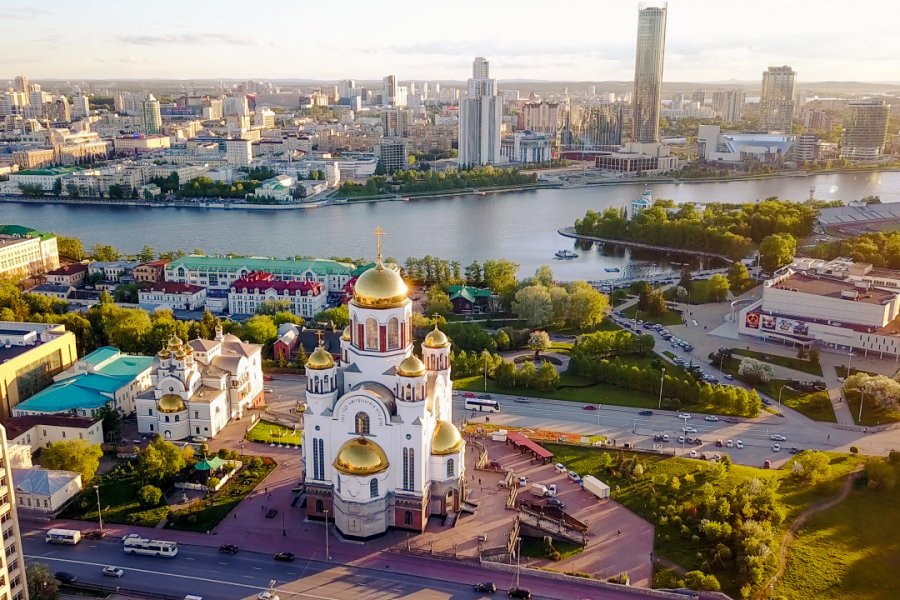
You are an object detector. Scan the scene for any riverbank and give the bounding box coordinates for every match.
[558,226,735,263]
[0,194,334,210]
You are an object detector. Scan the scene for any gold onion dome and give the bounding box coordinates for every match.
[397,355,426,377]
[423,325,450,348]
[432,420,464,455]
[333,437,390,475]
[341,325,352,341]
[167,334,183,350]
[307,344,335,370]
[158,394,186,413]
[353,261,408,308]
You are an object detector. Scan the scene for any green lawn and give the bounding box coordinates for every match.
[546,443,865,597]
[845,390,900,427]
[621,304,684,326]
[730,348,824,377]
[246,420,302,445]
[455,374,661,408]
[774,462,900,600]
[59,464,171,527]
[520,535,584,560]
[166,456,277,532]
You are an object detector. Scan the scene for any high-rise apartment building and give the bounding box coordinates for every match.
[522,101,561,138]
[72,95,90,119]
[711,88,746,123]
[50,96,70,122]
[223,95,249,117]
[0,423,27,600]
[562,103,624,149]
[632,2,667,144]
[382,75,398,107]
[760,66,796,133]
[841,99,891,161]
[381,109,409,137]
[458,57,502,166]
[13,76,29,94]
[141,94,162,134]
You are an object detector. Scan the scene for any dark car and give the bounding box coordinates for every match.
[547,497,566,509]
[474,582,497,593]
[265,508,278,519]
[638,410,653,416]
[219,544,239,554]
[55,572,77,584]
[789,447,800,454]
[84,529,106,540]
[508,587,532,599]
[274,552,295,562]
[477,394,492,399]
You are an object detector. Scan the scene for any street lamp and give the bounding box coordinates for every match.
[778,384,792,406]
[858,388,866,424]
[94,485,103,534]
[324,508,331,560]
[846,352,853,376]
[515,537,522,590]
[596,404,602,437]
[657,368,666,409]
[483,352,488,392]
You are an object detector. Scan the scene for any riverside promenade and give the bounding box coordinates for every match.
[558,226,735,263]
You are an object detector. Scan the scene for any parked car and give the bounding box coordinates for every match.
[726,440,734,448]
[639,410,653,416]
[715,439,724,447]
[508,587,532,599]
[789,447,800,454]
[265,508,278,519]
[736,440,744,449]
[474,582,497,594]
[219,544,239,554]
[55,572,77,584]
[547,497,566,509]
[762,398,772,406]
[770,434,787,441]
[763,460,772,469]
[554,463,567,473]
[258,593,280,600]
[477,394,492,399]
[689,449,698,458]
[772,444,781,452]
[518,476,528,487]
[463,392,476,398]
[264,387,274,393]
[662,434,669,442]
[704,415,719,422]
[102,566,124,578]
[273,552,295,562]
[191,436,208,443]
[683,426,698,433]
[724,374,734,380]
[678,435,685,444]
[677,413,692,419]
[84,529,106,540]
[547,484,557,495]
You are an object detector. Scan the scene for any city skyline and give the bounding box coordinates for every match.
[2,0,900,83]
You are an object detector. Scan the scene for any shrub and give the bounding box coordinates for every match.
[138,485,162,508]
[850,446,859,454]
[208,476,221,490]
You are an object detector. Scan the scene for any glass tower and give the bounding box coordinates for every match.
[632,2,667,144]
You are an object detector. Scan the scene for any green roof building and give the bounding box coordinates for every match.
[165,255,355,293]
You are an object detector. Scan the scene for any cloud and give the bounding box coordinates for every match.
[118,33,265,47]
[0,7,48,19]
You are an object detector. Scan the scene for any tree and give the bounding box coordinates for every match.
[792,450,832,483]
[241,315,277,345]
[255,298,291,315]
[140,436,187,484]
[273,311,303,327]
[565,281,609,329]
[27,563,60,600]
[512,285,553,327]
[139,484,163,507]
[640,287,668,317]
[52,178,62,197]
[494,329,511,351]
[464,260,483,285]
[528,330,551,360]
[738,357,774,384]
[533,265,555,287]
[678,267,693,292]
[90,243,122,261]
[94,406,122,442]
[424,287,453,317]
[314,304,349,328]
[56,235,85,260]
[137,244,156,262]
[844,373,900,410]
[482,259,519,297]
[707,274,731,302]
[864,459,896,491]
[42,440,103,484]
[759,233,797,273]
[727,261,752,291]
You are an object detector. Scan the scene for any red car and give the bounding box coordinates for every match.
[583,405,598,411]
[463,392,475,398]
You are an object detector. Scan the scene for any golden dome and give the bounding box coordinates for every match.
[397,355,426,377]
[432,420,464,455]
[423,325,450,348]
[167,334,183,350]
[158,349,171,359]
[353,262,408,309]
[306,345,334,370]
[158,394,186,413]
[341,325,352,341]
[333,437,389,475]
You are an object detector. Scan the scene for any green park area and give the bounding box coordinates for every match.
[730,348,824,377]
[620,304,684,326]
[845,390,900,427]
[545,442,888,598]
[60,463,171,527]
[246,420,302,445]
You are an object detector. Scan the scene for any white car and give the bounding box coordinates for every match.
[704,415,719,422]
[770,434,787,442]
[102,566,124,578]
[554,463,567,473]
[736,440,744,449]
[772,444,781,452]
[677,413,692,419]
[689,449,698,458]
[264,387,274,393]
[726,439,734,448]
[568,470,580,482]
[191,436,208,443]
[258,593,280,600]
[518,476,528,486]
[547,484,558,496]
[678,435,686,444]
[683,426,698,433]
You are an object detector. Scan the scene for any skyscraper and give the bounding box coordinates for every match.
[759,66,796,133]
[0,424,27,600]
[841,99,891,161]
[141,94,162,134]
[458,57,502,167]
[632,2,667,144]
[13,75,29,94]
[711,88,746,123]
[383,75,398,107]
[562,103,624,149]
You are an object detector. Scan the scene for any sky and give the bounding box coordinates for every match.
[2,0,898,83]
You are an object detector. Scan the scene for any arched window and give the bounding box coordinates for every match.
[408,448,415,489]
[351,316,358,345]
[323,374,329,391]
[315,499,324,513]
[365,318,378,350]
[387,317,400,350]
[355,412,370,435]
[447,458,455,478]
[402,448,409,490]
[370,479,379,498]
[404,511,413,525]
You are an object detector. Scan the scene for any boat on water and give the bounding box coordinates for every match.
[555,250,579,259]
[604,267,621,273]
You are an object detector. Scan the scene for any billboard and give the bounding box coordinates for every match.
[745,313,760,329]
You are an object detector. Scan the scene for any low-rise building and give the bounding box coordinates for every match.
[4,415,104,451]
[46,263,88,287]
[112,134,172,155]
[228,271,326,318]
[13,467,82,516]
[0,224,59,278]
[500,131,552,164]
[133,259,169,283]
[139,281,207,311]
[246,175,294,202]
[28,283,73,300]
[448,285,496,314]
[166,255,354,294]
[88,260,139,284]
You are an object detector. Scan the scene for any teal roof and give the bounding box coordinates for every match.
[15,376,114,413]
[82,346,120,366]
[351,262,376,277]
[0,224,55,240]
[96,355,154,378]
[167,255,354,276]
[195,456,226,471]
[448,285,492,303]
[16,166,82,176]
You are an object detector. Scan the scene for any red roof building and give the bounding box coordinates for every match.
[229,271,327,318]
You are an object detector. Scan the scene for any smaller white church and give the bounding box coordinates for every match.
[135,327,263,440]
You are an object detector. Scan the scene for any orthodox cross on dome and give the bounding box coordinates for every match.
[315,329,325,347]
[373,225,387,263]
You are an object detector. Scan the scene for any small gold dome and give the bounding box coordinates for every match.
[353,262,408,309]
[158,349,171,359]
[423,325,450,348]
[341,325,352,341]
[397,355,426,377]
[432,420,464,455]
[307,345,334,370]
[158,394,186,413]
[333,437,389,475]
[167,334,183,350]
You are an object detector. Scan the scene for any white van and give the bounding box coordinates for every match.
[184,596,203,600]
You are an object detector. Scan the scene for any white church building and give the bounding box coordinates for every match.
[302,243,466,539]
[135,329,264,440]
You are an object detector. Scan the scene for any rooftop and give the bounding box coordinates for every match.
[146,282,205,294]
[167,255,353,275]
[14,467,82,496]
[3,415,97,440]
[771,272,896,305]
[47,263,88,276]
[15,166,82,176]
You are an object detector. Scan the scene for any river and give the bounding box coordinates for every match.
[2,171,898,281]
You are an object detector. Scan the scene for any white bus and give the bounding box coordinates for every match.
[123,536,179,557]
[464,397,501,413]
[45,529,81,545]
